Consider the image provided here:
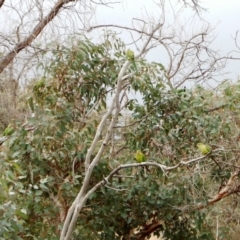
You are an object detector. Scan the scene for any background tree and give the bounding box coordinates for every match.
[1,0,240,240]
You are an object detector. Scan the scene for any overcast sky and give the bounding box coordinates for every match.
[92,0,240,84]
[200,0,240,81]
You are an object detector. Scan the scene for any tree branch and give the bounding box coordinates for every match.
[0,0,75,74]
[60,25,162,240]
[0,0,5,9]
[60,59,131,240]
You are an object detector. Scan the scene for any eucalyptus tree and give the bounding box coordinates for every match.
[1,1,240,240]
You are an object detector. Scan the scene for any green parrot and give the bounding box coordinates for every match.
[3,124,15,136]
[135,150,146,163]
[126,49,137,70]
[33,78,45,91]
[126,49,135,61]
[197,143,212,155]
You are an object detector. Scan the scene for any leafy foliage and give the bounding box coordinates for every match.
[1,34,240,239]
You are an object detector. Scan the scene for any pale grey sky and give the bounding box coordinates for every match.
[203,0,240,82]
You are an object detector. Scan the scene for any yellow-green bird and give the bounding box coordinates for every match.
[135,150,146,163]
[197,143,212,155]
[126,49,135,61]
[3,124,15,136]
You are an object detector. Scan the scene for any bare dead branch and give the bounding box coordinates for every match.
[0,0,75,74]
[90,0,120,7]
[209,169,240,203]
[0,0,5,9]
[195,168,240,210]
[180,0,206,15]
[88,21,227,88]
[227,30,240,61]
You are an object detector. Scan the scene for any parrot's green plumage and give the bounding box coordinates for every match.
[126,49,137,69]
[197,143,212,155]
[126,49,135,61]
[33,78,45,91]
[135,150,146,163]
[3,124,15,136]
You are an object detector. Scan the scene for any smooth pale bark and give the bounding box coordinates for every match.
[60,24,162,240]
